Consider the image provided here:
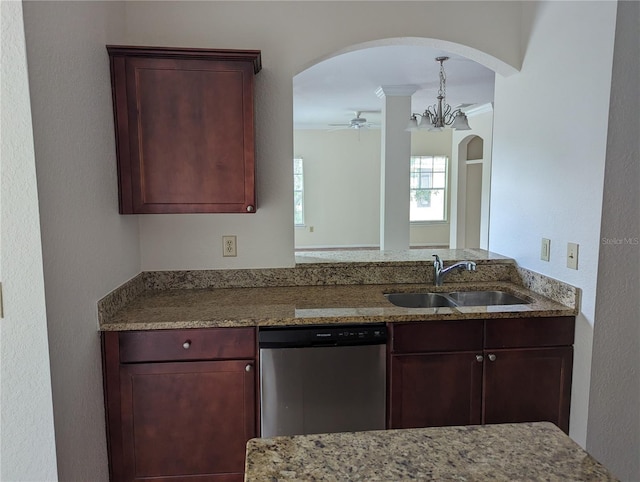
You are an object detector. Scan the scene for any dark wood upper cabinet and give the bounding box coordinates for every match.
[107,46,261,214]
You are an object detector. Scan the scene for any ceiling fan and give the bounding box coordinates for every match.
[328,111,379,130]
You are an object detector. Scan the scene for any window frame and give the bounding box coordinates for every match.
[409,155,449,224]
[293,157,305,227]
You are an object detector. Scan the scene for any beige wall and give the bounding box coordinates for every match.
[294,129,381,248]
[0,2,58,479]
[22,1,138,480]
[122,1,523,269]
[490,0,617,451]
[294,128,453,249]
[587,1,640,480]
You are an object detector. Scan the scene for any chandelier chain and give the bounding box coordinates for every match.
[439,61,446,99]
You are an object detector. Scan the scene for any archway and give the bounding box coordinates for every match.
[293,39,507,251]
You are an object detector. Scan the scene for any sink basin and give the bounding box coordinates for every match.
[385,290,531,308]
[385,293,457,308]
[446,290,530,306]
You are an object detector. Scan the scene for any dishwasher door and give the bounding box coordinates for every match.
[259,325,386,438]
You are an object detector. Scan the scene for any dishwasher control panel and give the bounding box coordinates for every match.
[259,323,387,348]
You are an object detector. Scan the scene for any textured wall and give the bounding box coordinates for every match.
[0,1,58,479]
[587,1,640,480]
[126,1,524,270]
[490,1,617,447]
[22,2,138,480]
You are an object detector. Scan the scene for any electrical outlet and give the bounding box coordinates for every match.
[541,238,551,261]
[567,242,579,270]
[222,236,237,257]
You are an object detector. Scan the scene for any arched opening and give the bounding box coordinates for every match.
[293,39,502,253]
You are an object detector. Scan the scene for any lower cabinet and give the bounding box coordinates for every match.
[102,328,257,482]
[483,346,573,432]
[102,317,575,480]
[390,352,483,428]
[388,317,575,433]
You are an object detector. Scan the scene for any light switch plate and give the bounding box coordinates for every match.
[567,242,579,269]
[541,238,551,261]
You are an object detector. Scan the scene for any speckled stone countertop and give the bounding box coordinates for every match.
[98,250,580,331]
[244,422,617,481]
[100,281,575,331]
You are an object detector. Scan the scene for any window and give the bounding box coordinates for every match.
[294,157,304,226]
[410,156,447,222]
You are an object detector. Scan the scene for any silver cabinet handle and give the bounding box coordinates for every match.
[475,354,484,362]
[245,364,252,372]
[183,340,191,350]
[246,205,255,212]
[488,353,497,362]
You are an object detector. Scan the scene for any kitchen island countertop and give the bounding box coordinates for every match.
[244,422,616,481]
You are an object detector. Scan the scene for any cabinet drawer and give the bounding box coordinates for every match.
[119,327,256,363]
[391,320,483,353]
[485,317,575,349]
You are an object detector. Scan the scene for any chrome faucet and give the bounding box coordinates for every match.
[432,254,477,286]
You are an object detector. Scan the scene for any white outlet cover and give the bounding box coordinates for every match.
[222,235,237,257]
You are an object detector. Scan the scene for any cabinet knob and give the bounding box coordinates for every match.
[245,364,252,372]
[246,205,255,212]
[488,353,497,362]
[182,340,191,350]
[475,354,484,362]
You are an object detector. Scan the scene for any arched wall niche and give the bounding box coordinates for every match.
[450,126,493,250]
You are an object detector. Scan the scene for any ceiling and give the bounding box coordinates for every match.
[293,45,496,130]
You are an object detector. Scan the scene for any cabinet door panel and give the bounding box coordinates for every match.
[483,347,573,433]
[127,58,253,211]
[389,352,482,429]
[120,360,255,481]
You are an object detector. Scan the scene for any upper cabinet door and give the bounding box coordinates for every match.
[107,46,261,214]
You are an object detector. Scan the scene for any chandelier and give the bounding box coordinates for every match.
[406,56,471,132]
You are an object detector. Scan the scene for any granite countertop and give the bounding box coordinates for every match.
[244,422,617,481]
[98,250,580,331]
[99,281,575,331]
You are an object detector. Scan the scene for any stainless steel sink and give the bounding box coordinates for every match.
[446,290,530,306]
[384,293,457,308]
[385,290,531,308]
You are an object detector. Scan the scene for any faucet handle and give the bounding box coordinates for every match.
[432,254,442,266]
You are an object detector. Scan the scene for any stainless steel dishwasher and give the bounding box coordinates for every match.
[259,324,387,438]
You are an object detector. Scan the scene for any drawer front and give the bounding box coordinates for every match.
[119,327,256,363]
[485,317,575,349]
[391,320,483,353]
